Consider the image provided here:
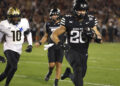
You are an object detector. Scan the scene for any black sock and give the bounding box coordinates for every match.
[0,73,7,81]
[5,68,17,86]
[47,67,54,77]
[54,79,59,86]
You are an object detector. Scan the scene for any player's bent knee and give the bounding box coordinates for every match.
[49,63,55,68]
[73,66,82,73]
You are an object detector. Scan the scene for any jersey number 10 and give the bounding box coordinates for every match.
[11,30,21,42]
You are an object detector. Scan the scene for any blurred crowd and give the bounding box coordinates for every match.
[0,0,120,42]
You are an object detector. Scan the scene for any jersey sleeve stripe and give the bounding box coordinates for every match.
[61,20,65,23]
[60,22,65,25]
[61,18,65,20]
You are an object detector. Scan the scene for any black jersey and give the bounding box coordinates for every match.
[46,21,65,44]
[61,14,97,53]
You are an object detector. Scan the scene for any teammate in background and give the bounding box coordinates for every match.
[0,7,33,86]
[35,8,65,86]
[51,0,102,86]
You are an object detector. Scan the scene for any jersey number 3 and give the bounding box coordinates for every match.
[70,30,86,43]
[11,30,21,42]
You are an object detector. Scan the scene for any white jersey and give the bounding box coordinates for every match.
[0,18,32,54]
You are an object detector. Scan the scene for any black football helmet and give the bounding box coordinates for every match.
[7,7,21,25]
[73,0,88,19]
[49,8,61,20]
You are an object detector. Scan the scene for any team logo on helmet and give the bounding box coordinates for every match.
[7,7,21,25]
[49,8,60,16]
[7,7,20,16]
[73,0,88,11]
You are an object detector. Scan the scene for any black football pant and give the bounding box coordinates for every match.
[0,50,20,86]
[65,49,88,86]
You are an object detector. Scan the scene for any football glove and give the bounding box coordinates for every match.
[0,56,6,63]
[25,45,32,53]
[94,37,102,43]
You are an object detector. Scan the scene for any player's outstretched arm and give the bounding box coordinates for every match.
[35,32,48,47]
[51,25,66,44]
[92,26,102,43]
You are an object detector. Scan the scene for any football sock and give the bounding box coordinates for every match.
[5,68,17,86]
[0,73,7,81]
[54,79,58,86]
[47,67,54,77]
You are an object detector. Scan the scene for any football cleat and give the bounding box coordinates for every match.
[44,73,50,81]
[61,67,71,80]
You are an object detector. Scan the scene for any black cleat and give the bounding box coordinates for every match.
[0,56,6,63]
[44,73,50,81]
[53,83,58,86]
[5,84,9,86]
[61,67,71,80]
[53,80,58,86]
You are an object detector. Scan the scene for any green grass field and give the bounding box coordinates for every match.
[0,43,120,86]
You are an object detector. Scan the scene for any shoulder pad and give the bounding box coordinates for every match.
[21,18,29,23]
[0,20,9,26]
[88,15,95,21]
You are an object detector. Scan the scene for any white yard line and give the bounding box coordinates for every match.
[19,60,120,71]
[15,74,113,86]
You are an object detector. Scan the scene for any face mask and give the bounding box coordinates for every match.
[75,10,86,19]
[77,14,85,19]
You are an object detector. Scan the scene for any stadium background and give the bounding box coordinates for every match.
[0,0,120,42]
[0,0,120,86]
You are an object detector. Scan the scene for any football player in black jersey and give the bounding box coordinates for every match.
[51,0,102,86]
[35,8,65,86]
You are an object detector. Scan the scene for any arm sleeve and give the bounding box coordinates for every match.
[24,19,32,45]
[26,31,33,45]
[45,23,49,34]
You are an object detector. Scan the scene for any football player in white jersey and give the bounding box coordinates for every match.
[0,7,33,86]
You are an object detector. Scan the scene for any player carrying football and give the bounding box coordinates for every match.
[51,0,102,86]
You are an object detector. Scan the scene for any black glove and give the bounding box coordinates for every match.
[94,37,102,43]
[0,56,6,63]
[39,41,42,45]
[25,45,32,53]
